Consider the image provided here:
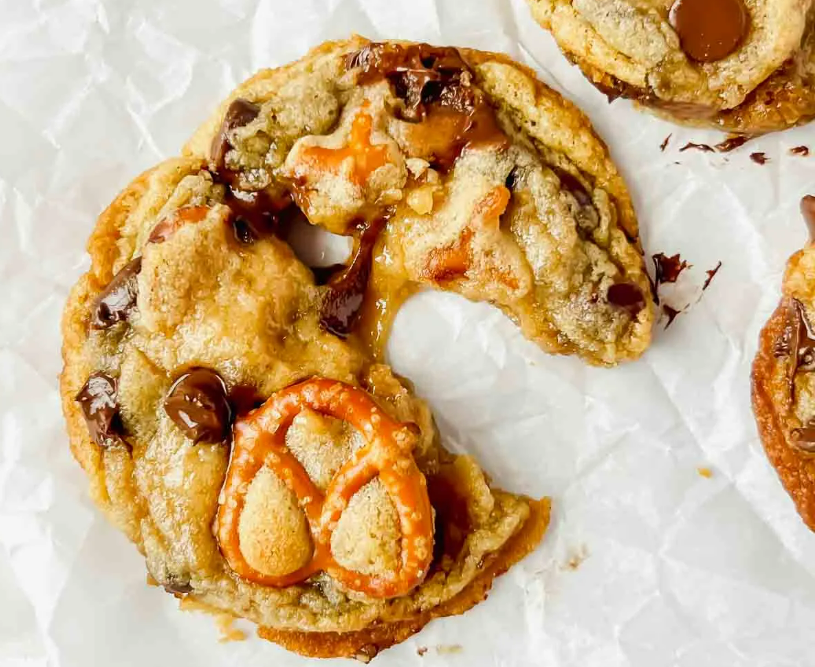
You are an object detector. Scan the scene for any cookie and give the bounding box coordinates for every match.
[753,197,815,530]
[527,0,815,134]
[61,36,648,658]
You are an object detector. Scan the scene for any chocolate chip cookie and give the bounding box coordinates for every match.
[527,0,815,134]
[753,197,815,530]
[61,36,650,658]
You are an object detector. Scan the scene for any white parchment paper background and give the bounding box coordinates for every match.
[2,0,815,665]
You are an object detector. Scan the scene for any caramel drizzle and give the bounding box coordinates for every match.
[216,378,434,598]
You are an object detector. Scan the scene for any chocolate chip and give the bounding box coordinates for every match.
[210,98,261,168]
[320,219,383,337]
[750,152,769,165]
[162,576,193,597]
[790,146,810,157]
[669,0,749,63]
[714,135,749,153]
[164,368,232,444]
[75,372,122,448]
[652,253,690,286]
[229,384,266,417]
[504,167,518,191]
[679,142,714,153]
[90,257,142,329]
[607,283,645,317]
[801,196,815,242]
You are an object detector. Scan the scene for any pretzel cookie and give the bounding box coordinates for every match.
[61,37,652,658]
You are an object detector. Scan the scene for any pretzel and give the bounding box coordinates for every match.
[216,377,434,599]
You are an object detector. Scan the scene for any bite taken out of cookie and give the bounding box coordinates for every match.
[61,36,655,659]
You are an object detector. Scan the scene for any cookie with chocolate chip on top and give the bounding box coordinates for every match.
[61,36,652,660]
[753,196,815,530]
[527,0,815,134]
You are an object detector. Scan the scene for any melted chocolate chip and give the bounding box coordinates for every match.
[652,253,690,286]
[349,43,473,121]
[607,283,645,317]
[320,219,384,337]
[715,135,749,153]
[679,142,714,153]
[505,167,518,191]
[210,98,261,169]
[223,187,285,242]
[702,260,722,291]
[669,0,749,63]
[801,195,815,242]
[793,300,815,373]
[164,368,232,444]
[552,167,593,208]
[229,385,266,417]
[75,372,122,447]
[790,146,810,157]
[750,152,769,165]
[90,257,142,329]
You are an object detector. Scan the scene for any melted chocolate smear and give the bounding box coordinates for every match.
[505,167,518,191]
[793,300,815,373]
[164,368,232,444]
[669,0,749,63]
[210,98,261,169]
[790,146,810,157]
[229,384,266,417]
[607,283,645,317]
[222,187,286,242]
[76,372,123,448]
[702,260,722,291]
[750,152,769,165]
[801,195,815,242]
[663,304,683,329]
[320,218,384,337]
[660,134,672,152]
[679,142,715,153]
[349,43,474,121]
[652,253,690,286]
[311,263,347,286]
[553,167,593,208]
[90,257,142,329]
[715,135,749,153]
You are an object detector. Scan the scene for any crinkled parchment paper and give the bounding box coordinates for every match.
[3,0,815,665]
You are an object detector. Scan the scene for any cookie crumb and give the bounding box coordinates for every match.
[565,545,589,570]
[750,152,769,165]
[216,614,247,643]
[146,574,159,587]
[660,134,672,152]
[679,142,715,153]
[697,467,713,478]
[355,644,379,663]
[790,146,810,157]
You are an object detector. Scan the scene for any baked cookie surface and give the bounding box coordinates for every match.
[527,0,815,134]
[61,36,649,658]
[753,197,815,531]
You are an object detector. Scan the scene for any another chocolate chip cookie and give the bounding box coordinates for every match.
[527,0,815,134]
[753,197,815,530]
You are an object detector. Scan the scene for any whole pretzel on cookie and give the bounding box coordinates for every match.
[216,378,434,599]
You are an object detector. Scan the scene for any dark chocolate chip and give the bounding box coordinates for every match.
[750,152,769,165]
[679,142,715,153]
[714,135,749,153]
[90,257,142,329]
[75,372,122,448]
[162,576,193,596]
[669,0,749,63]
[164,368,232,444]
[801,195,815,242]
[607,283,645,317]
[790,146,810,157]
[210,98,261,168]
[229,384,266,417]
[652,253,690,286]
